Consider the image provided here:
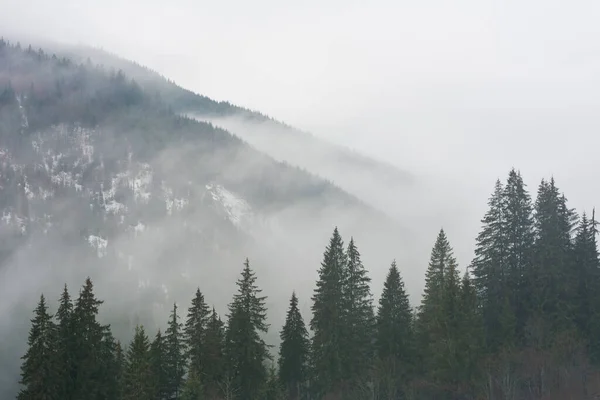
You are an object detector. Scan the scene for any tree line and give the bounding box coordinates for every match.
[15,168,600,399]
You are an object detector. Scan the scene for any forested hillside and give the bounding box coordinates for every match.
[13,169,600,400]
[0,38,409,399]
[48,43,418,222]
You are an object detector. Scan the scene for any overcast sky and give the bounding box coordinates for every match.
[3,0,600,261]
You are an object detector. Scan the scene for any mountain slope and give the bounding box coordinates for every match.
[46,44,417,217]
[0,39,414,398]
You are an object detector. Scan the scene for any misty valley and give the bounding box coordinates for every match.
[2,38,600,400]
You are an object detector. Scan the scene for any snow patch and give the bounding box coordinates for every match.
[129,164,152,203]
[206,184,252,227]
[88,235,108,258]
[133,221,146,236]
[162,183,189,215]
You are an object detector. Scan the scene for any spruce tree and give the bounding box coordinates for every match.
[72,277,105,400]
[18,294,60,400]
[203,307,226,398]
[98,326,121,400]
[278,291,310,400]
[310,227,347,397]
[455,272,484,393]
[503,169,535,340]
[184,288,210,380]
[530,178,577,334]
[418,229,456,326]
[471,179,512,351]
[416,229,463,395]
[181,369,204,400]
[341,237,375,391]
[572,211,600,360]
[56,284,75,400]
[375,260,414,399]
[150,330,169,400]
[263,365,285,400]
[165,302,186,400]
[115,341,125,400]
[225,258,271,400]
[123,325,153,400]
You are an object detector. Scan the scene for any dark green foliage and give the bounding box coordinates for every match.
[471,179,513,351]
[55,284,76,400]
[530,178,577,334]
[72,277,107,400]
[341,237,376,391]
[310,227,347,397]
[572,211,600,360]
[181,369,204,400]
[416,229,466,396]
[278,292,310,400]
[225,258,271,400]
[503,169,535,340]
[123,326,153,400]
[263,366,285,400]
[150,330,169,400]
[98,327,122,400]
[114,342,125,400]
[165,303,186,400]
[18,295,60,400]
[375,260,414,399]
[184,288,211,379]
[12,166,600,400]
[203,307,226,398]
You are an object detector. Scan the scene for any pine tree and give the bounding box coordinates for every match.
[310,227,347,397]
[416,229,463,395]
[123,325,153,400]
[203,307,226,398]
[341,237,375,391]
[503,169,535,341]
[165,302,186,400]
[225,258,271,400]
[150,330,169,400]
[572,211,600,360]
[375,260,414,399]
[530,178,577,335]
[455,272,484,393]
[55,284,75,400]
[98,326,124,400]
[72,277,106,400]
[115,341,125,400]
[278,292,310,400]
[181,369,204,400]
[263,365,285,400]
[18,294,60,400]
[184,288,210,380]
[471,179,512,351]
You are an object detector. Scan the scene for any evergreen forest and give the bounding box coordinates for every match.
[14,169,600,399]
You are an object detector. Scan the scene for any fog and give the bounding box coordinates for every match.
[2,1,600,391]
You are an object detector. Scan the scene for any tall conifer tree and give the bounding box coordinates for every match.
[342,237,375,392]
[225,258,271,400]
[18,295,60,400]
[165,303,186,400]
[184,288,211,380]
[72,277,105,400]
[56,284,75,400]
[123,326,153,400]
[150,330,168,400]
[375,260,414,399]
[310,227,347,397]
[278,292,309,400]
[203,307,225,397]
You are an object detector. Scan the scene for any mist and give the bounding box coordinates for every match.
[2,0,600,396]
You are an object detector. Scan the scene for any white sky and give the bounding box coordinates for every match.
[3,0,600,263]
